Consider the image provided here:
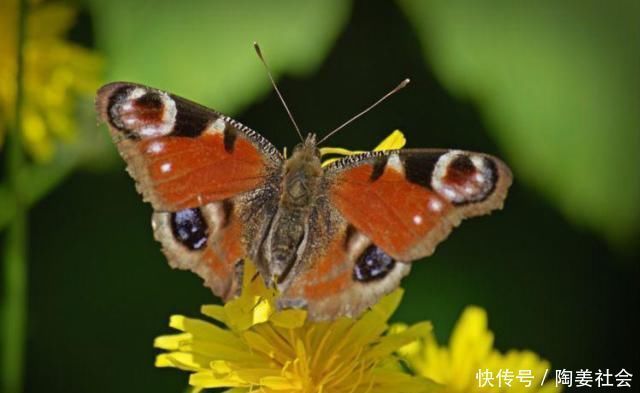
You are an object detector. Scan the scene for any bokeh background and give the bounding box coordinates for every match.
[1,0,638,392]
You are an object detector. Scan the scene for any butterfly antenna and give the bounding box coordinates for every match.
[254,42,304,142]
[317,78,410,145]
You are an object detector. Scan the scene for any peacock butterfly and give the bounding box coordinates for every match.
[95,50,512,320]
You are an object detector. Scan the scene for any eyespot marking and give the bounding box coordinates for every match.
[107,86,177,138]
[170,208,209,250]
[353,245,396,282]
[431,151,496,205]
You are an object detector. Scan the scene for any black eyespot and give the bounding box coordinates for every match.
[353,245,396,282]
[170,208,208,250]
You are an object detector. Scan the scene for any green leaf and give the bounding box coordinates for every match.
[86,0,351,114]
[399,0,640,245]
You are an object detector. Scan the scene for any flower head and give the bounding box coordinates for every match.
[0,0,102,161]
[155,260,436,393]
[395,306,562,393]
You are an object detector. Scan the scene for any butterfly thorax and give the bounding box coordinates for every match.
[264,135,322,287]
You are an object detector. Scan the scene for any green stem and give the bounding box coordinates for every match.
[2,0,29,391]
[2,214,27,393]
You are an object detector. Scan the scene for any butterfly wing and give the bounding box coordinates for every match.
[96,82,283,299]
[328,149,512,260]
[279,149,512,320]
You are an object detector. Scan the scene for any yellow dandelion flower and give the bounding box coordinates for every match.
[395,307,561,393]
[0,0,102,161]
[155,260,437,393]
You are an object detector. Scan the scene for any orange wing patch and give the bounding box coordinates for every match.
[301,236,350,299]
[137,134,267,210]
[331,163,451,260]
[304,272,351,300]
[202,218,243,278]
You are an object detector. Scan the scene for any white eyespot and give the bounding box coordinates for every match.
[160,162,172,173]
[114,88,177,138]
[413,214,423,225]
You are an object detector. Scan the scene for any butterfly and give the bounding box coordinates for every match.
[96,74,512,321]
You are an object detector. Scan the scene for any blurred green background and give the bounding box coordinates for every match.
[1,0,638,392]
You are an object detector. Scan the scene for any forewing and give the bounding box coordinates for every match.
[96,82,282,299]
[326,149,512,262]
[96,82,282,211]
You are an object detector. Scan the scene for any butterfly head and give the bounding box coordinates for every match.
[290,133,322,162]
